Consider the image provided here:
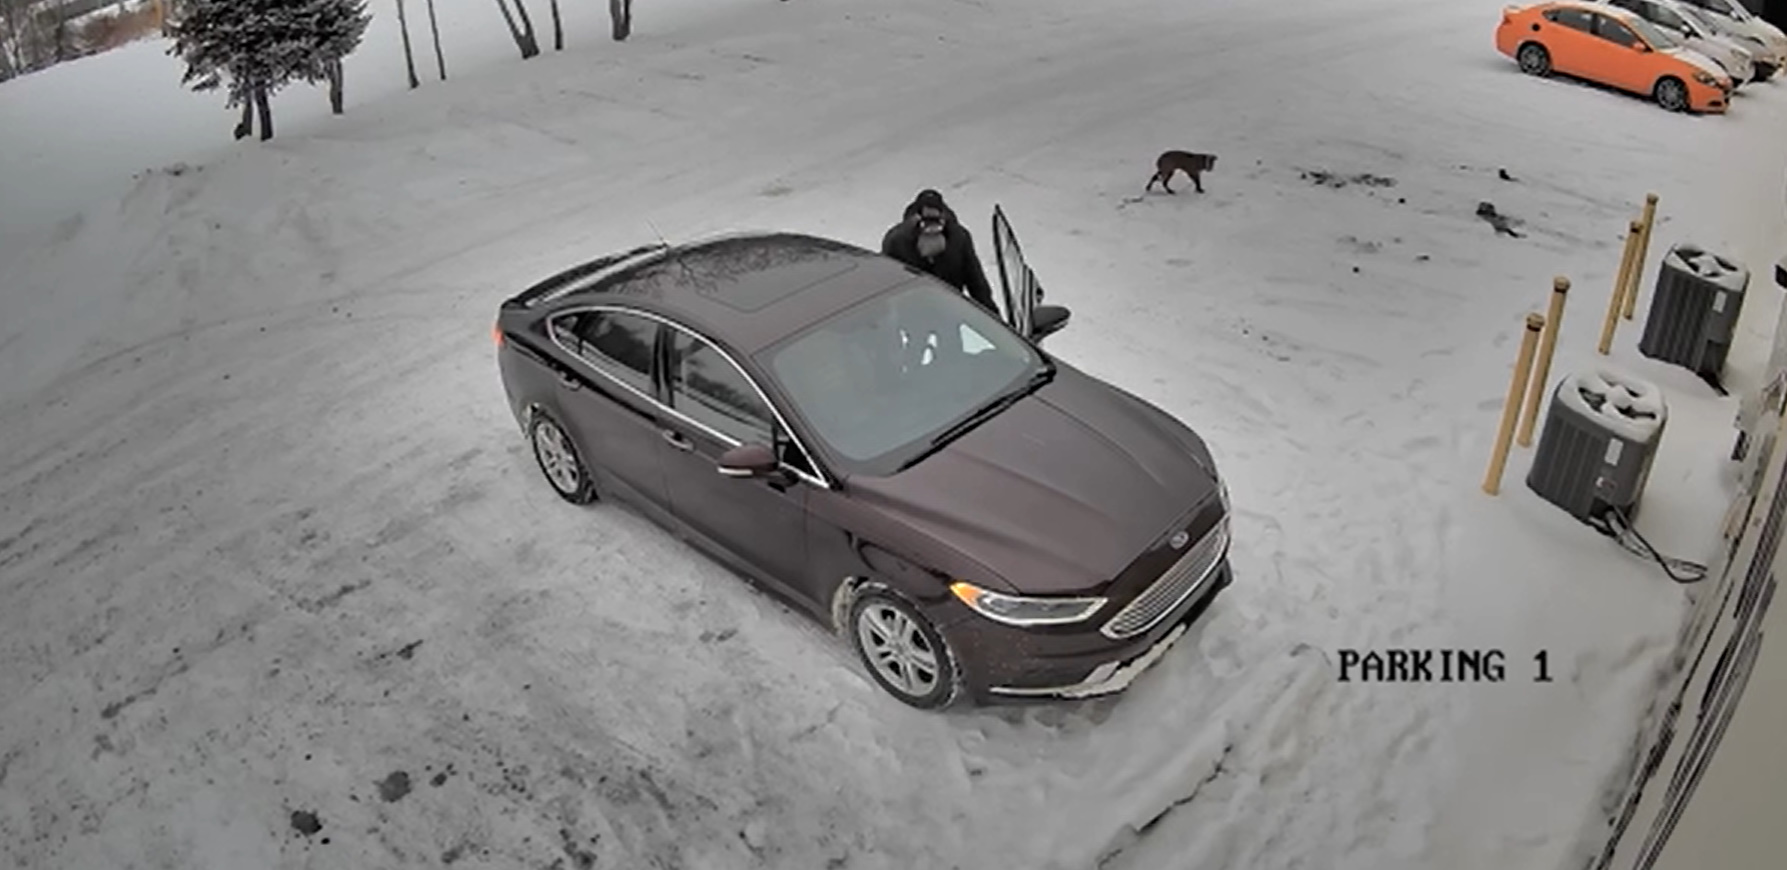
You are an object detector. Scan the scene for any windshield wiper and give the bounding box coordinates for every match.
[895,363,1056,472]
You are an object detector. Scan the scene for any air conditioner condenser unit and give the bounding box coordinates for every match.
[1526,369,1667,525]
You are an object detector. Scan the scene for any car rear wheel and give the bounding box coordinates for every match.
[530,410,598,505]
[1517,42,1551,77]
[1753,63,1777,83]
[1654,76,1689,112]
[848,589,963,710]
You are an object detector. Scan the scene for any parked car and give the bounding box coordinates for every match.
[1671,0,1785,80]
[493,207,1234,710]
[1593,0,1756,86]
[1497,1,1734,112]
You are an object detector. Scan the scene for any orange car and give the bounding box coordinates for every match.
[1496,1,1732,112]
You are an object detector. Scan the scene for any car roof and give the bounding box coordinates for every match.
[544,231,936,356]
[1562,0,1639,22]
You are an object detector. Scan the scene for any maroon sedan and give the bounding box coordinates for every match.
[493,207,1232,709]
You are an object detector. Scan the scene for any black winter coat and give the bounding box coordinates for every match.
[880,212,999,315]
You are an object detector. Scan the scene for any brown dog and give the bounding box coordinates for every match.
[1146,150,1217,194]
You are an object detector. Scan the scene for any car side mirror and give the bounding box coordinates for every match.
[1032,304,1071,342]
[1636,42,1652,51]
[717,442,780,479]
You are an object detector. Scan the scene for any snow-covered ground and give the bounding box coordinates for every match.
[3,0,1785,868]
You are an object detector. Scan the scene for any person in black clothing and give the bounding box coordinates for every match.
[881,189,999,315]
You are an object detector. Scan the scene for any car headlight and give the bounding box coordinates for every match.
[948,581,1106,626]
[1217,475,1231,514]
[1694,70,1718,85]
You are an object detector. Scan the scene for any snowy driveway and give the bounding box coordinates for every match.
[3,0,1786,868]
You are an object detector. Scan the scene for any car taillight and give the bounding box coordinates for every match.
[492,322,504,347]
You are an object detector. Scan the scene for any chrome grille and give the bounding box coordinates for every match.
[1100,516,1230,639]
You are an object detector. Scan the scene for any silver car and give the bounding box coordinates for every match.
[1596,0,1757,86]
[1673,0,1787,80]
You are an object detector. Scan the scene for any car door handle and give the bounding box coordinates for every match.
[661,428,693,451]
[558,371,581,390]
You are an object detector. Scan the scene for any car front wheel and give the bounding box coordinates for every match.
[1653,76,1689,112]
[1517,42,1551,77]
[530,410,598,505]
[848,589,963,710]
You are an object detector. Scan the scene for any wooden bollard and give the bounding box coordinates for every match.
[1485,312,1546,495]
[1623,192,1659,321]
[1599,220,1644,355]
[1518,276,1570,447]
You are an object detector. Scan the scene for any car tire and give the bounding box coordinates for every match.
[1753,63,1777,83]
[529,409,598,505]
[847,588,963,710]
[1653,76,1689,112]
[1516,42,1551,77]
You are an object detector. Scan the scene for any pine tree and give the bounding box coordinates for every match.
[310,0,371,114]
[165,0,371,142]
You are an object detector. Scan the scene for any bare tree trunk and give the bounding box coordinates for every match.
[608,0,632,42]
[395,0,419,88]
[549,0,562,51]
[327,59,344,114]
[234,100,252,140]
[425,0,445,80]
[494,0,539,58]
[513,0,539,56]
[255,85,273,141]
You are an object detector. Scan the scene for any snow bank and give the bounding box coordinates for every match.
[1558,368,1669,443]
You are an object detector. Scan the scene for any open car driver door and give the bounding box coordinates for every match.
[990,205,1071,344]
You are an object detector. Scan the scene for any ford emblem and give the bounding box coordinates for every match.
[1169,530,1190,550]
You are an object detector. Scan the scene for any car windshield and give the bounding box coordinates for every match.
[1673,4,1716,33]
[761,279,1046,476]
[1650,4,1695,34]
[1698,0,1746,17]
[1626,13,1681,47]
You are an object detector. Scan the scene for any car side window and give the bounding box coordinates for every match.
[778,436,817,477]
[566,310,657,394]
[667,329,775,446]
[548,312,585,352]
[1552,7,1595,31]
[1595,15,1641,45]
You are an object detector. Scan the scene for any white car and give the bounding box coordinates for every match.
[1673,4,1765,82]
[1598,0,1757,86]
[1673,0,1787,80]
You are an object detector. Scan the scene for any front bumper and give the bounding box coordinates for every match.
[951,560,1232,703]
[1689,79,1730,112]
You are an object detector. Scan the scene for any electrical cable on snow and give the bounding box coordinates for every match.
[1589,506,1707,584]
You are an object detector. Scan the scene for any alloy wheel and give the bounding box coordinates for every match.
[855,601,940,698]
[1517,43,1551,76]
[530,414,596,504]
[1655,77,1688,112]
